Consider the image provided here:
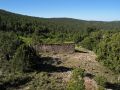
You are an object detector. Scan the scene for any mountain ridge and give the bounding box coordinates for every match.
[0,9,120,22]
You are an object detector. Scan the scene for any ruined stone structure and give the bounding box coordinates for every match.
[33,43,75,54]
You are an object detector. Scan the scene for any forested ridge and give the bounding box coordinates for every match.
[0,9,120,90]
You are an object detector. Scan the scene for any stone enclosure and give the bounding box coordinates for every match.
[33,43,75,54]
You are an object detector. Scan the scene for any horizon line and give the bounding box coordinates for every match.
[1,9,120,22]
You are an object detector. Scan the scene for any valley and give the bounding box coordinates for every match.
[0,9,120,90]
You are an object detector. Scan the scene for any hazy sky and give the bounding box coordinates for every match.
[0,0,120,21]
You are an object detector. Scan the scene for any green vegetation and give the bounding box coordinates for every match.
[94,76,107,87]
[0,9,120,90]
[0,31,22,73]
[11,44,37,73]
[67,68,85,90]
[96,33,120,73]
[19,36,33,45]
[0,73,32,90]
[80,31,120,73]
[29,72,65,90]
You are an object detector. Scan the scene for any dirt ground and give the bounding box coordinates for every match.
[42,48,118,90]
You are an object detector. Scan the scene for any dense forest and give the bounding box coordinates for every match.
[0,9,120,90]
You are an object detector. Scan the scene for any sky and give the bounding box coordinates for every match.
[0,0,120,21]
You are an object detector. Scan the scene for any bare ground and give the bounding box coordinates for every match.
[41,48,118,90]
[19,47,118,90]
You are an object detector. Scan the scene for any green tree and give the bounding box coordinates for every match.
[11,44,37,73]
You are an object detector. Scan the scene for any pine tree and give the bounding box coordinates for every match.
[11,44,36,73]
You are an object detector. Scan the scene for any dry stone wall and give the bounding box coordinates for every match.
[33,43,75,54]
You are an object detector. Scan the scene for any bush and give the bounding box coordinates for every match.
[94,76,107,87]
[96,33,120,73]
[80,31,120,73]
[0,31,22,73]
[0,32,22,60]
[67,68,85,90]
[11,44,37,73]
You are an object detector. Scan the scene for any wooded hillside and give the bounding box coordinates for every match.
[0,9,120,90]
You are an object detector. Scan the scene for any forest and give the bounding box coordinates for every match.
[0,9,120,90]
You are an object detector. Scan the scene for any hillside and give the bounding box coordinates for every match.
[0,9,120,90]
[1,9,120,33]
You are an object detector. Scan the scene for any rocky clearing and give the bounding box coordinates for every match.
[41,47,118,90]
[20,48,116,90]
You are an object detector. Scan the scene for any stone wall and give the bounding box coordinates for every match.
[33,43,75,54]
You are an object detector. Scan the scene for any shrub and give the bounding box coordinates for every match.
[11,44,37,73]
[94,76,107,87]
[67,68,85,90]
[0,32,22,73]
